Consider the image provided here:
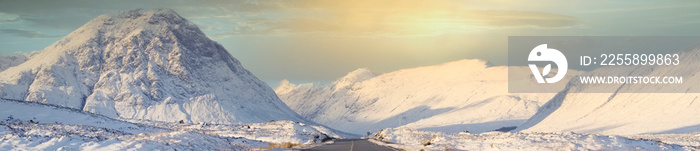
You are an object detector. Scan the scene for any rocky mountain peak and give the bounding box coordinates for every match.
[0,8,305,124]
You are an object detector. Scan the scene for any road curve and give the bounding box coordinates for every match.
[304,139,396,151]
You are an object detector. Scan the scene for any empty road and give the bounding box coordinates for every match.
[304,139,396,151]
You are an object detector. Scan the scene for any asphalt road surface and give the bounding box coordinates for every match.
[304,139,396,151]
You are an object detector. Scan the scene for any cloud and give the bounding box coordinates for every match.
[0,12,22,24]
[205,0,582,36]
[466,10,579,28]
[0,17,21,24]
[249,9,579,36]
[0,29,62,39]
[0,0,581,36]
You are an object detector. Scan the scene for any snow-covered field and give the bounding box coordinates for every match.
[128,120,344,145]
[372,127,698,151]
[626,133,700,148]
[0,99,341,150]
[0,122,256,150]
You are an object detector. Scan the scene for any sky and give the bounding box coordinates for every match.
[1,0,700,86]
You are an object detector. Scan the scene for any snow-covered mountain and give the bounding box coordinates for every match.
[0,8,305,124]
[518,44,700,135]
[0,54,28,72]
[276,59,579,135]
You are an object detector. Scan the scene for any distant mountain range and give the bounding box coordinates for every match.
[276,59,579,134]
[279,43,700,135]
[0,54,28,72]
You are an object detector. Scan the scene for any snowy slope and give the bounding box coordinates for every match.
[0,8,305,124]
[0,99,339,150]
[0,98,242,150]
[519,44,700,135]
[0,98,157,134]
[0,124,254,151]
[276,59,579,135]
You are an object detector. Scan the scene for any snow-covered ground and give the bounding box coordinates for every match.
[126,120,344,145]
[626,133,700,148]
[0,122,257,150]
[0,99,342,150]
[371,127,697,151]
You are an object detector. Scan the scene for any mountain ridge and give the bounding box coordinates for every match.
[276,59,579,134]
